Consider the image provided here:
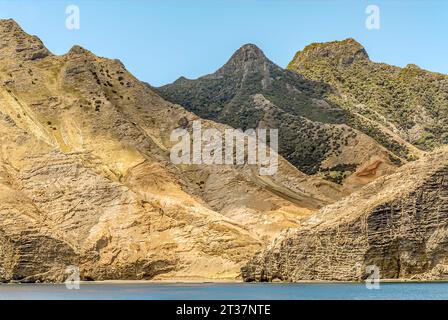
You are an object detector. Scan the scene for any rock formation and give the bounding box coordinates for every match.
[242,147,448,282]
[158,43,427,190]
[288,38,448,152]
[0,19,344,282]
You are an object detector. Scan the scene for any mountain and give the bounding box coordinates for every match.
[233,39,447,282]
[158,43,421,190]
[242,146,448,282]
[2,20,445,284]
[0,19,345,282]
[287,38,448,152]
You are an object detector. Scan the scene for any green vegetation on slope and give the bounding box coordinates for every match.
[287,38,448,151]
[157,44,390,177]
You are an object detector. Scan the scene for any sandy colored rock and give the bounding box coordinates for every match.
[0,19,345,282]
[242,147,448,282]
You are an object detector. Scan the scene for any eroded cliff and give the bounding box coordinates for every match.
[0,19,344,282]
[242,147,448,281]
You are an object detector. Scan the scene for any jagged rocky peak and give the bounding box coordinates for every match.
[166,45,271,82]
[405,63,421,69]
[229,43,268,63]
[0,18,51,61]
[0,18,21,31]
[173,76,190,84]
[288,38,369,68]
[67,45,92,56]
[216,43,274,74]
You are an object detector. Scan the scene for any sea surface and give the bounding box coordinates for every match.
[1,282,448,300]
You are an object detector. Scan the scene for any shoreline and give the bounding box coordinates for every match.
[3,279,448,285]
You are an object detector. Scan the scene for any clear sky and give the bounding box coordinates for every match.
[1,0,447,86]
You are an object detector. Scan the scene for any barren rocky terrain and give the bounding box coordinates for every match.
[288,38,447,153]
[0,19,346,282]
[242,146,448,281]
[0,19,446,283]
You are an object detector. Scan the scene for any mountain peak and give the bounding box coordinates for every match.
[67,45,92,56]
[0,18,20,29]
[0,18,27,38]
[173,76,190,84]
[232,43,267,61]
[405,63,421,69]
[288,38,369,69]
[0,19,51,61]
[215,43,273,75]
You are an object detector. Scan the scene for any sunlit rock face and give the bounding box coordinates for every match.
[0,19,345,282]
[242,147,448,282]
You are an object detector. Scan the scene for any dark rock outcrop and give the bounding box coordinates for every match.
[158,43,405,188]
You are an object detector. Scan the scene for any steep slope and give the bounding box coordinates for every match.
[242,147,448,282]
[158,44,412,189]
[0,19,344,282]
[288,38,448,152]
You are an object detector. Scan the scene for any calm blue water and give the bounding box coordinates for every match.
[1,283,448,300]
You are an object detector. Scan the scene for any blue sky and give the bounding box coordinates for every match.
[1,0,447,86]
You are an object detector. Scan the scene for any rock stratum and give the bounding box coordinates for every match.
[242,147,448,282]
[0,19,345,282]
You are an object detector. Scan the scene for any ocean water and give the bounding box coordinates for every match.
[1,282,448,300]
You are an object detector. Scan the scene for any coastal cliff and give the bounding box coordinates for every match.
[242,147,448,281]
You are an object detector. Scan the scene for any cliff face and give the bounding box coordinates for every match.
[242,147,448,282]
[2,19,446,284]
[0,19,345,282]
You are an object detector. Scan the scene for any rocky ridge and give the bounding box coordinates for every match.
[0,19,345,282]
[288,38,448,152]
[158,43,422,190]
